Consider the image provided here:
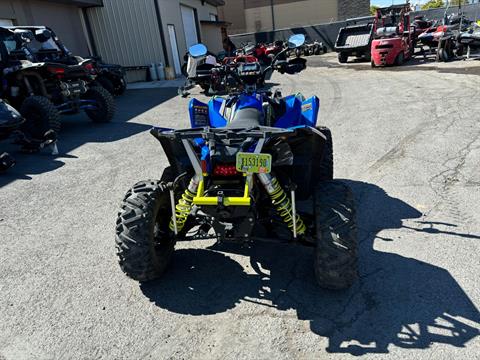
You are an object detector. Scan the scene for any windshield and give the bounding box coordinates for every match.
[0,31,21,55]
[24,37,61,54]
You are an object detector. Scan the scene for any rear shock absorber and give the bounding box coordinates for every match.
[257,174,306,237]
[169,176,200,234]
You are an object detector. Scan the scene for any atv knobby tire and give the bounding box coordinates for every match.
[115,169,178,282]
[315,126,333,181]
[84,86,115,123]
[95,76,115,95]
[116,77,127,96]
[314,180,358,290]
[20,96,61,140]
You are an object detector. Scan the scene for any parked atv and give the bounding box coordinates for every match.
[88,57,127,96]
[0,100,23,172]
[0,26,115,138]
[116,35,358,290]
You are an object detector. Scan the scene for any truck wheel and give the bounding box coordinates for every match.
[338,53,348,63]
[20,96,61,140]
[84,86,116,123]
[116,171,177,282]
[314,180,358,290]
[315,126,333,181]
[96,76,115,95]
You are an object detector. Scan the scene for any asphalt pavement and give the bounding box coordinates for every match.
[0,53,479,359]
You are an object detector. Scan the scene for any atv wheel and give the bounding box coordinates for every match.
[84,86,115,123]
[20,96,61,140]
[116,171,177,282]
[181,63,188,77]
[0,152,15,173]
[116,77,127,95]
[96,76,115,95]
[315,126,333,181]
[456,44,464,57]
[200,83,210,93]
[439,48,451,62]
[314,180,358,290]
[338,53,348,64]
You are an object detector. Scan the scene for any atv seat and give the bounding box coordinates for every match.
[227,107,262,128]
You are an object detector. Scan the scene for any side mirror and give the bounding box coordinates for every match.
[288,34,306,49]
[188,43,207,58]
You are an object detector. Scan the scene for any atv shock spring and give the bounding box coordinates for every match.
[258,174,306,236]
[169,177,199,233]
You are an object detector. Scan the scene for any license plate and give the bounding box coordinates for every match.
[236,152,272,174]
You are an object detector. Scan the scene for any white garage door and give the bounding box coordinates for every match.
[181,5,198,49]
[0,19,13,26]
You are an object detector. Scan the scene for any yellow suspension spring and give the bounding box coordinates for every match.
[269,178,306,235]
[169,187,196,233]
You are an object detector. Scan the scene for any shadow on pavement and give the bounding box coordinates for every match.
[0,88,178,188]
[141,180,480,355]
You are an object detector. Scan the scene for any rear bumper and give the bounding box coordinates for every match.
[371,40,404,66]
[372,48,399,65]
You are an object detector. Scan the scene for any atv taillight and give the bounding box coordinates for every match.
[84,63,96,74]
[47,66,65,79]
[213,164,239,177]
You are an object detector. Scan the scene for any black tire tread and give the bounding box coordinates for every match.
[20,96,61,139]
[96,76,115,95]
[314,180,358,290]
[115,169,176,282]
[315,126,334,181]
[85,86,116,123]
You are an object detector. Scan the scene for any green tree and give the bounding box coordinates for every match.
[421,0,445,10]
[370,5,379,16]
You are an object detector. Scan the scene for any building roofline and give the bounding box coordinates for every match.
[205,0,225,6]
[41,0,103,7]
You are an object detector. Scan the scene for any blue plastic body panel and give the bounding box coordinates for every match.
[236,94,263,112]
[208,97,227,128]
[189,99,209,128]
[301,96,320,127]
[274,95,320,128]
[190,93,319,130]
[274,95,302,128]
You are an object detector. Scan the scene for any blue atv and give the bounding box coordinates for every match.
[115,35,358,290]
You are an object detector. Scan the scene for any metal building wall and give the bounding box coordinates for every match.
[86,0,166,82]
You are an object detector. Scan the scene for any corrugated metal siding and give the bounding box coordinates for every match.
[86,0,165,82]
